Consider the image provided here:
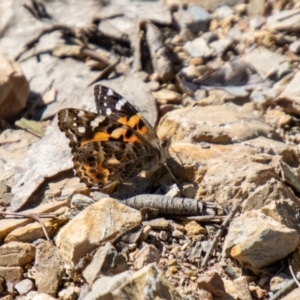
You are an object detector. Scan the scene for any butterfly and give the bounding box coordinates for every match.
[58,84,170,192]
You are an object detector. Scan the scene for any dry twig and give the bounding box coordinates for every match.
[87,58,120,87]
[0,211,51,241]
[201,204,240,267]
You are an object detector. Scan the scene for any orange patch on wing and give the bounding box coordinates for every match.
[80,128,142,145]
[117,115,148,135]
[110,128,142,143]
[80,132,110,146]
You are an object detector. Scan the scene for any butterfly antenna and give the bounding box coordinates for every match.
[164,162,183,189]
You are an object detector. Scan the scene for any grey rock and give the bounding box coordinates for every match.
[71,194,95,210]
[249,16,266,29]
[267,9,300,31]
[184,37,211,58]
[83,242,128,285]
[85,263,183,300]
[174,6,210,34]
[270,273,293,292]
[244,48,287,78]
[289,40,300,54]
[209,38,233,56]
[15,279,34,295]
[194,89,207,101]
[213,5,234,19]
[201,32,218,43]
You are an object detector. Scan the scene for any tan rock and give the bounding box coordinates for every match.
[56,197,141,267]
[85,263,183,300]
[153,89,181,104]
[0,242,35,266]
[183,220,206,236]
[224,210,299,268]
[233,276,252,300]
[158,103,276,144]
[0,129,39,184]
[134,244,160,270]
[34,241,63,297]
[281,287,300,300]
[197,272,226,298]
[5,214,68,243]
[32,294,56,300]
[0,55,29,121]
[0,200,68,242]
[0,266,23,283]
[277,71,300,116]
[142,218,170,230]
[261,200,300,234]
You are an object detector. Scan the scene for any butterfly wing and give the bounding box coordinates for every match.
[58,107,159,188]
[94,84,157,141]
[73,140,155,188]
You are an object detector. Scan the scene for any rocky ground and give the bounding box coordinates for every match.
[1,0,300,299]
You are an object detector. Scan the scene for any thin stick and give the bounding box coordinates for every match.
[87,58,120,87]
[201,204,239,267]
[0,212,52,241]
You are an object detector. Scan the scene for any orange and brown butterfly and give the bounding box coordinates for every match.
[58,84,170,191]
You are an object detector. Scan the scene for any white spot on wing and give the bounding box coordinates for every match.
[104,102,107,106]
[106,108,112,115]
[77,111,85,117]
[73,123,77,127]
[107,89,114,96]
[115,98,127,110]
[91,115,105,128]
[78,127,86,133]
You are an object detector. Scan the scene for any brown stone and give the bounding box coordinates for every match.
[0,55,29,121]
[34,241,63,297]
[0,266,23,283]
[0,242,35,266]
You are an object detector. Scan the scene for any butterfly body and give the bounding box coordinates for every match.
[58,85,169,190]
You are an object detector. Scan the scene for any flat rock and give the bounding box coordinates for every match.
[173,6,210,34]
[85,263,183,300]
[223,210,299,269]
[83,242,128,285]
[281,287,300,300]
[0,200,68,242]
[0,242,35,267]
[276,71,300,116]
[266,9,300,31]
[158,103,277,144]
[5,214,68,243]
[243,48,287,78]
[56,197,141,267]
